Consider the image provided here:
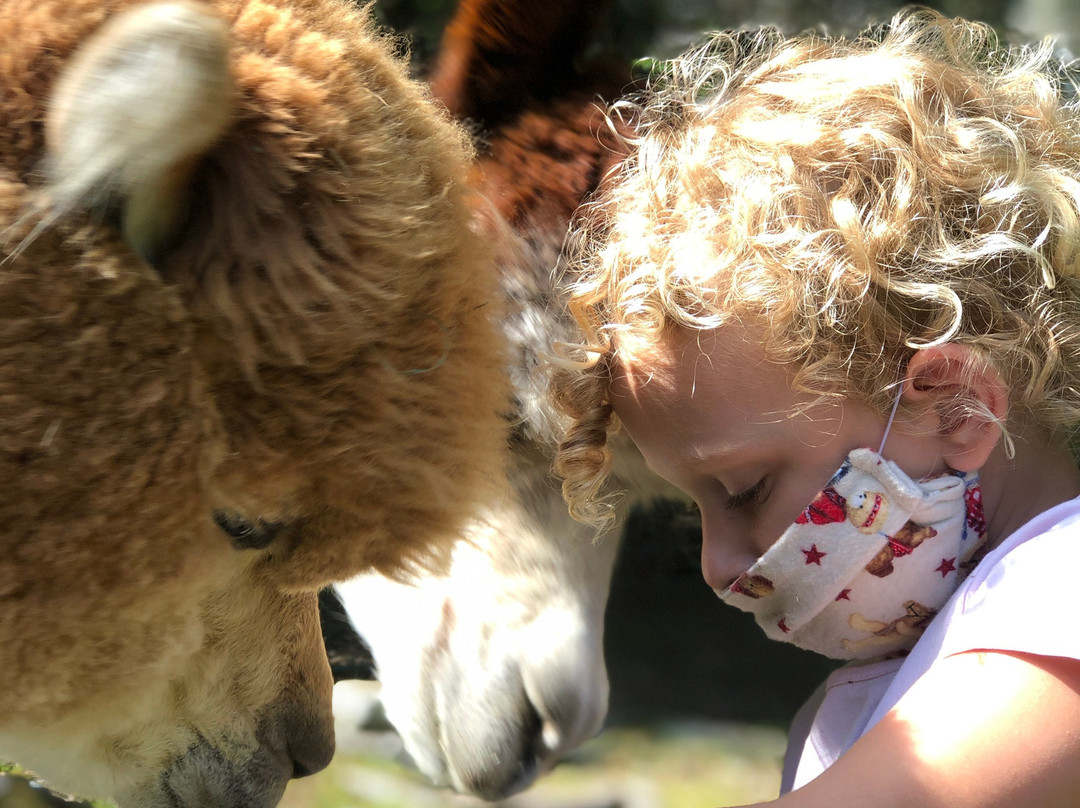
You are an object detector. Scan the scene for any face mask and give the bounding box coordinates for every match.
[718,446,987,660]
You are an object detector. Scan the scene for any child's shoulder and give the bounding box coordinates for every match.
[947,493,1080,637]
[880,492,1080,709]
[963,493,1080,594]
[858,495,1080,732]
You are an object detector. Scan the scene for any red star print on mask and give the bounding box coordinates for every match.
[802,544,827,565]
[835,588,851,601]
[778,618,791,633]
[936,557,957,577]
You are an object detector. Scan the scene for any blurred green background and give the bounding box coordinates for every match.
[3,0,1077,805]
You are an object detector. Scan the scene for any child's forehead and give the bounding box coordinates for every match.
[616,322,762,368]
[612,323,794,404]
[608,321,885,483]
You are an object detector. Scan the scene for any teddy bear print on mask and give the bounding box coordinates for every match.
[842,600,937,656]
[729,573,777,599]
[795,470,939,577]
[721,449,986,659]
[865,521,939,577]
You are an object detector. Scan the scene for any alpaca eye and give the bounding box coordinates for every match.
[213,510,283,550]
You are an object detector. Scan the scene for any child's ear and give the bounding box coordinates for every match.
[901,344,1009,472]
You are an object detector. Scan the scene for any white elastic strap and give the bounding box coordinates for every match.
[877,385,904,455]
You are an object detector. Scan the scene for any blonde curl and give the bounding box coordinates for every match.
[553,9,1080,525]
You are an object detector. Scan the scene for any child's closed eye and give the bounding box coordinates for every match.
[726,478,769,510]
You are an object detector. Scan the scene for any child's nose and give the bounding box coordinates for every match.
[699,510,762,592]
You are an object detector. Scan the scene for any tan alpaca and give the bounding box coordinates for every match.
[0,1,505,806]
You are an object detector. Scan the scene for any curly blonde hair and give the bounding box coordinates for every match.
[553,9,1080,528]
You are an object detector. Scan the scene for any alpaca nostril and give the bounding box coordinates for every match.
[290,756,321,780]
[287,726,335,780]
[261,700,336,781]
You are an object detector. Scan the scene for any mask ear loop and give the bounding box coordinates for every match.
[877,385,904,455]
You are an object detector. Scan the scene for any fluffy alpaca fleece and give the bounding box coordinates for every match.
[335,1,680,800]
[0,0,505,805]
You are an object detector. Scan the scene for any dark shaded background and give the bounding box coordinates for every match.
[602,503,839,728]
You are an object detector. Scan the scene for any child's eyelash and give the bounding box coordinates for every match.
[726,478,768,510]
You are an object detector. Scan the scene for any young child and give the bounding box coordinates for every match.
[552,10,1080,807]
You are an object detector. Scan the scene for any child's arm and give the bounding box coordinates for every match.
[732,649,1080,808]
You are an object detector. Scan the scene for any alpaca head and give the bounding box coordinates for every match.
[0,1,505,804]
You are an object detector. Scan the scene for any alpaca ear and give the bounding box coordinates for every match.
[45,1,234,264]
[428,0,612,124]
[901,344,1009,472]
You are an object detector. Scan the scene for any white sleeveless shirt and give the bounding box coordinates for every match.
[781,495,1080,792]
